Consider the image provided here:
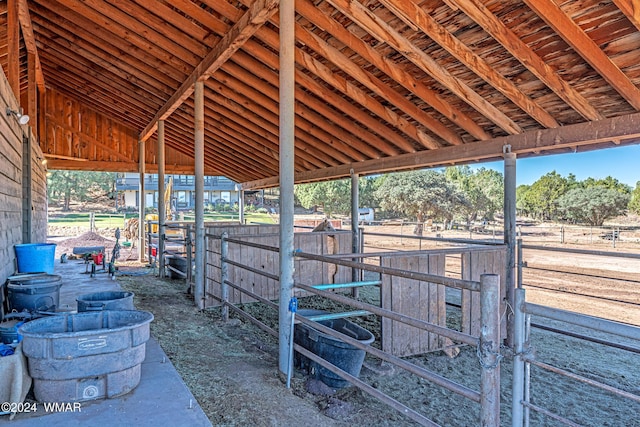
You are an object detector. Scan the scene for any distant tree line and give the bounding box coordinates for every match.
[516,172,637,226]
[295,168,640,228]
[47,171,117,211]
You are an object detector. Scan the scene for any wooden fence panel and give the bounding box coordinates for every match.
[204,225,351,307]
[381,253,446,357]
[461,248,506,337]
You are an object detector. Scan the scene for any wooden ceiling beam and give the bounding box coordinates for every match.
[51,0,193,75]
[40,45,162,117]
[139,0,279,142]
[201,78,334,168]
[36,38,167,112]
[298,46,443,150]
[297,0,490,141]
[612,0,640,32]
[448,0,602,121]
[182,0,443,152]
[293,23,449,148]
[241,112,640,189]
[30,2,187,84]
[163,125,278,180]
[325,0,522,135]
[207,73,354,165]
[17,0,45,91]
[234,46,419,154]
[381,0,559,129]
[180,91,331,171]
[524,0,640,111]
[224,57,400,157]
[31,15,177,97]
[7,0,20,99]
[217,63,384,160]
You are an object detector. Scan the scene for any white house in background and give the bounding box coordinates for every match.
[115,172,240,210]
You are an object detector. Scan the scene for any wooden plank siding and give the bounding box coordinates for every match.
[41,89,217,175]
[381,253,446,357]
[204,224,351,307]
[461,248,507,338]
[0,66,47,286]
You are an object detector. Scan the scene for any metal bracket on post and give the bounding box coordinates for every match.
[503,144,512,154]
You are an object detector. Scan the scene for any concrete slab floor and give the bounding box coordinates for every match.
[2,259,211,427]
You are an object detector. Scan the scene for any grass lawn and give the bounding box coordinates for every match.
[47,211,276,228]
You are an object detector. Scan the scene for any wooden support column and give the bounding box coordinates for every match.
[504,149,517,346]
[278,0,296,377]
[138,140,146,262]
[350,170,360,297]
[27,52,37,136]
[194,81,205,310]
[157,120,166,278]
[238,188,245,224]
[7,0,20,100]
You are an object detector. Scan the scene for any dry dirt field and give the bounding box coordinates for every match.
[47,221,640,426]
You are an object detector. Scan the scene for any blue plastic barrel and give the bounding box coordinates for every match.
[14,243,57,274]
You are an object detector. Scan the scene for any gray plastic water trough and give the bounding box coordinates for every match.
[19,310,153,402]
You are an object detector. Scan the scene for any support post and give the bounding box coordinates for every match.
[186,224,193,286]
[512,288,526,427]
[480,273,501,427]
[138,140,146,262]
[194,81,205,310]
[350,170,360,297]
[504,149,517,346]
[238,188,245,224]
[157,120,166,278]
[221,232,229,322]
[278,0,296,378]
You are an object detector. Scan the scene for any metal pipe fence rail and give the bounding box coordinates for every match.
[517,240,640,324]
[363,230,505,249]
[146,220,194,283]
[511,288,640,427]
[205,233,503,426]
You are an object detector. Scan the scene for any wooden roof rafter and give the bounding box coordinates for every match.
[524,0,640,112]
[4,0,639,185]
[140,0,280,142]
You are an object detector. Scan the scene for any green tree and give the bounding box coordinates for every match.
[629,181,640,214]
[294,176,383,217]
[358,175,382,209]
[294,180,350,217]
[375,170,467,234]
[446,166,503,222]
[47,170,116,211]
[519,171,573,220]
[579,176,631,194]
[557,187,630,226]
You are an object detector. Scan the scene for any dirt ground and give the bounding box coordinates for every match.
[47,223,640,426]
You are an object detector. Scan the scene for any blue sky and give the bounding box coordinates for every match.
[470,144,640,187]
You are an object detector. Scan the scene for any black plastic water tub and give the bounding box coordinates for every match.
[294,309,374,388]
[77,291,135,312]
[7,273,62,313]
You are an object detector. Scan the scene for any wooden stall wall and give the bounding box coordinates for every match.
[43,89,138,169]
[379,245,506,357]
[41,89,207,174]
[204,224,351,307]
[22,129,48,243]
[381,253,446,357]
[0,67,47,284]
[461,248,507,338]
